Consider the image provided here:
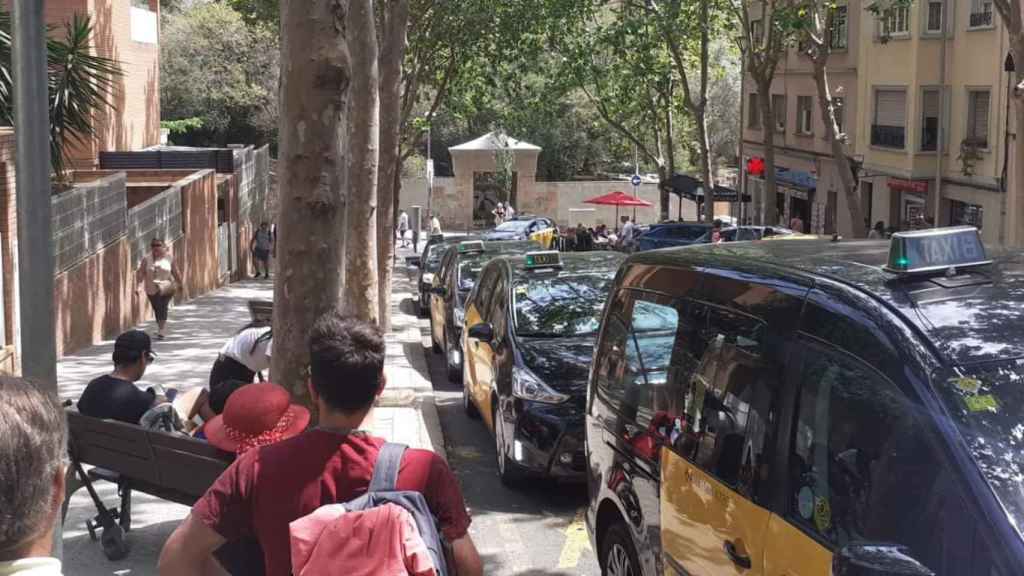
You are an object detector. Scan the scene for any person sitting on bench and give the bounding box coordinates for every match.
[78,330,164,425]
[0,376,67,575]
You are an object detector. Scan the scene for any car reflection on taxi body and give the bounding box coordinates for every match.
[585,226,1024,576]
[429,239,541,382]
[461,250,626,485]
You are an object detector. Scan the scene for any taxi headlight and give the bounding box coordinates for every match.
[421,272,435,285]
[453,307,465,328]
[512,366,569,404]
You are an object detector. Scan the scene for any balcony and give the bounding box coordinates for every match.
[872,125,906,149]
[970,11,994,28]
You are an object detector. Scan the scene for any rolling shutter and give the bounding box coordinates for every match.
[875,90,906,127]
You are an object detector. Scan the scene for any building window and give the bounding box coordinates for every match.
[748,93,761,129]
[751,19,764,43]
[131,0,153,9]
[797,96,813,135]
[882,6,910,36]
[926,1,944,33]
[950,200,984,229]
[921,89,941,152]
[772,95,787,133]
[872,89,907,149]
[830,5,849,49]
[967,90,991,148]
[970,0,995,28]
[833,97,845,136]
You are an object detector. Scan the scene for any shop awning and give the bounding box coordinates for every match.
[775,168,817,192]
[663,174,751,202]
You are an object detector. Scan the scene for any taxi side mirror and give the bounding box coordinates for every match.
[467,323,495,343]
[833,543,934,576]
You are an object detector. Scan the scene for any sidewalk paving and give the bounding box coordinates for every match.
[58,244,443,575]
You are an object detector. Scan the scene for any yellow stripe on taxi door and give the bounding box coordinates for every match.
[762,514,832,576]
[660,449,771,576]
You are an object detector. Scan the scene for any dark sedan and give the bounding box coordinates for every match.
[635,222,711,251]
[461,250,625,485]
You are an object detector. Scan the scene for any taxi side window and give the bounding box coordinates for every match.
[621,296,681,416]
[785,345,994,574]
[474,266,499,319]
[594,289,632,410]
[671,306,777,501]
[490,272,509,336]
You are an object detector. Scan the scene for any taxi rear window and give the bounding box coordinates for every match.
[939,360,1024,537]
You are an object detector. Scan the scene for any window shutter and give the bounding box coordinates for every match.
[875,90,906,126]
[971,92,990,141]
[922,90,940,118]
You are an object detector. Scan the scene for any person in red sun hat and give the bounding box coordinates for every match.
[203,382,310,455]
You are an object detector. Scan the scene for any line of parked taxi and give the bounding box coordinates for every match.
[413,226,1024,576]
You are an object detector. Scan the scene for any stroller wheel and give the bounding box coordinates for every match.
[100,524,130,561]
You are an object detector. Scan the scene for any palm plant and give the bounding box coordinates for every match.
[0,10,122,181]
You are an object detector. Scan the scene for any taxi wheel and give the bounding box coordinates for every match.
[601,523,640,576]
[494,403,524,487]
[462,363,480,419]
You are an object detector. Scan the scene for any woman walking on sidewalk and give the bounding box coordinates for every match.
[137,238,183,340]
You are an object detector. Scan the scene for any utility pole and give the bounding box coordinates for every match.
[13,0,56,387]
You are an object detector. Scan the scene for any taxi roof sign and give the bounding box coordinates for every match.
[884,226,992,275]
[524,251,562,270]
[458,240,485,254]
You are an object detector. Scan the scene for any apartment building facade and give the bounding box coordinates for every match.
[741,0,1018,243]
[856,0,1014,245]
[742,1,862,236]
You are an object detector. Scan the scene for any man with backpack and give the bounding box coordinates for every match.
[158,311,482,576]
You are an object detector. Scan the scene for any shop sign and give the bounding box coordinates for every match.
[888,178,929,194]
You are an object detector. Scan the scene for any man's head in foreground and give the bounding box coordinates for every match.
[308,311,386,416]
[0,376,67,561]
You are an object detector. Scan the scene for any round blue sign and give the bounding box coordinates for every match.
[631,174,642,187]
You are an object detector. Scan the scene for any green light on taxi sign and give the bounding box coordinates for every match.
[458,240,485,254]
[525,251,562,269]
[884,226,991,275]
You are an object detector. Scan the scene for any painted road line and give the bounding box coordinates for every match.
[557,508,592,569]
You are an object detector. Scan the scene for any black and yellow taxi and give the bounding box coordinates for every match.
[429,239,540,382]
[462,250,625,485]
[415,234,471,316]
[585,226,1024,576]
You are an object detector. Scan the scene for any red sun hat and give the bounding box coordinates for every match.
[204,382,310,454]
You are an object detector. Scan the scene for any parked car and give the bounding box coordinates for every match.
[462,250,625,484]
[635,223,712,251]
[694,225,796,243]
[586,227,1024,576]
[483,216,556,244]
[414,234,472,316]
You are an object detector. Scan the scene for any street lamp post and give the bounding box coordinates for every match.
[13,0,56,388]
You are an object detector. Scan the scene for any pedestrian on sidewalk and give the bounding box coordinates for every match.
[398,210,410,248]
[209,325,273,389]
[159,311,483,576]
[137,238,183,340]
[430,213,442,236]
[251,222,275,280]
[0,376,67,576]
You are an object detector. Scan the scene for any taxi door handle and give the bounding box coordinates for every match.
[724,540,752,570]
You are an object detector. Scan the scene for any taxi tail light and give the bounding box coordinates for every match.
[512,366,569,404]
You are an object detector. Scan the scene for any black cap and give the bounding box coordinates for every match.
[114,330,154,358]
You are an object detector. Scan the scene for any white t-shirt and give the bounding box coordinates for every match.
[398,212,409,231]
[220,327,272,372]
[621,221,635,244]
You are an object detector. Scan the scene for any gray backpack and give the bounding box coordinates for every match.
[342,443,452,575]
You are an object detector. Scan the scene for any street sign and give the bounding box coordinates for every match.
[630,174,642,187]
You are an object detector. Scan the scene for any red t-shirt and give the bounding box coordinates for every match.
[192,430,472,576]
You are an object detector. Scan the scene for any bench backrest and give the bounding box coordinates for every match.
[67,411,233,502]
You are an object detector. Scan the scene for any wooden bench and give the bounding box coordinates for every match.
[64,411,234,559]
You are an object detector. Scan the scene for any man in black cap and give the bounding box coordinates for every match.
[78,330,161,424]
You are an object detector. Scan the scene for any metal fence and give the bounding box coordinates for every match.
[100,149,237,174]
[237,145,270,225]
[127,186,183,266]
[52,176,128,272]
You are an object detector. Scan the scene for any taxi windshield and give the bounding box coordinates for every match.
[458,260,484,292]
[938,360,1024,534]
[513,274,613,338]
[495,220,531,232]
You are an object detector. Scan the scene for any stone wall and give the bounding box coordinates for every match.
[400,177,699,231]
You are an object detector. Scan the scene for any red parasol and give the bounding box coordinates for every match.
[583,191,652,231]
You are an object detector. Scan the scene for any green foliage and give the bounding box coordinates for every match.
[226,0,278,26]
[0,10,122,179]
[160,2,278,146]
[161,117,204,135]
